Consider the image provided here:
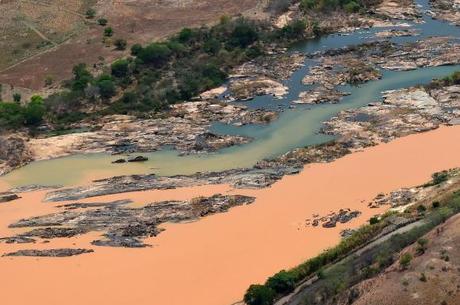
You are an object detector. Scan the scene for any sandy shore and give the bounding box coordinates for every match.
[1,125,460,305]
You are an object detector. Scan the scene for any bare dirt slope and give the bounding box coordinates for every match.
[348,214,460,305]
[0,0,259,90]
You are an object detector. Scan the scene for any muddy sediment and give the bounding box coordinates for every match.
[1,126,460,305]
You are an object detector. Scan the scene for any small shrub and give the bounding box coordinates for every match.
[419,272,427,282]
[104,27,113,37]
[399,253,412,270]
[369,216,379,225]
[97,18,108,26]
[86,8,96,19]
[44,75,54,87]
[13,92,22,103]
[417,205,427,214]
[416,238,428,255]
[344,1,360,13]
[114,38,127,50]
[432,201,441,209]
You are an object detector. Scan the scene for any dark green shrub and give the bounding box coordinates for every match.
[300,0,317,11]
[86,8,96,19]
[266,270,297,294]
[244,285,276,305]
[130,43,142,56]
[24,96,45,125]
[178,28,194,43]
[96,75,116,99]
[114,38,127,50]
[369,216,379,225]
[136,43,172,67]
[344,1,361,12]
[13,93,22,103]
[281,19,307,40]
[417,205,427,214]
[230,20,259,48]
[111,59,130,78]
[97,18,108,26]
[0,102,24,128]
[104,27,113,37]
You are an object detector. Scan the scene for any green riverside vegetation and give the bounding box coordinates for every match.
[1,0,380,131]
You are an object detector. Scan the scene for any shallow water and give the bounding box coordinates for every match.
[2,0,460,188]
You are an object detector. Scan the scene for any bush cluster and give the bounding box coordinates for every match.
[0,95,46,129]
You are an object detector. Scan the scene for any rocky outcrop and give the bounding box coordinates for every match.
[0,100,278,176]
[6,194,255,249]
[228,77,288,101]
[373,0,421,20]
[323,85,460,148]
[3,249,94,257]
[0,135,32,176]
[43,167,299,202]
[374,28,419,38]
[226,51,305,101]
[0,192,19,203]
[306,209,362,228]
[295,87,350,104]
[429,0,460,25]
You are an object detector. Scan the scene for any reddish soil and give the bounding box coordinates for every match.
[0,0,259,90]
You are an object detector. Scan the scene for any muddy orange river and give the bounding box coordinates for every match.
[1,125,460,305]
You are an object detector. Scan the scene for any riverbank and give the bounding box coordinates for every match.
[1,125,460,305]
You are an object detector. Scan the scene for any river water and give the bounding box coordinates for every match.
[3,0,460,187]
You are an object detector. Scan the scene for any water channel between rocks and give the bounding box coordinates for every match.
[2,0,460,188]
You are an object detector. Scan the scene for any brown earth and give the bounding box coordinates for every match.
[348,213,460,305]
[0,0,259,90]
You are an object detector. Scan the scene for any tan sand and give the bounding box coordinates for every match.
[1,125,460,305]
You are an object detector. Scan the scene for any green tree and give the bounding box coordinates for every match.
[266,270,296,294]
[111,59,130,78]
[0,102,24,128]
[244,285,276,305]
[203,38,221,55]
[344,1,361,13]
[230,21,259,48]
[24,96,45,125]
[130,43,143,56]
[281,19,307,39]
[71,63,93,91]
[96,75,116,99]
[178,28,194,43]
[136,43,172,67]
